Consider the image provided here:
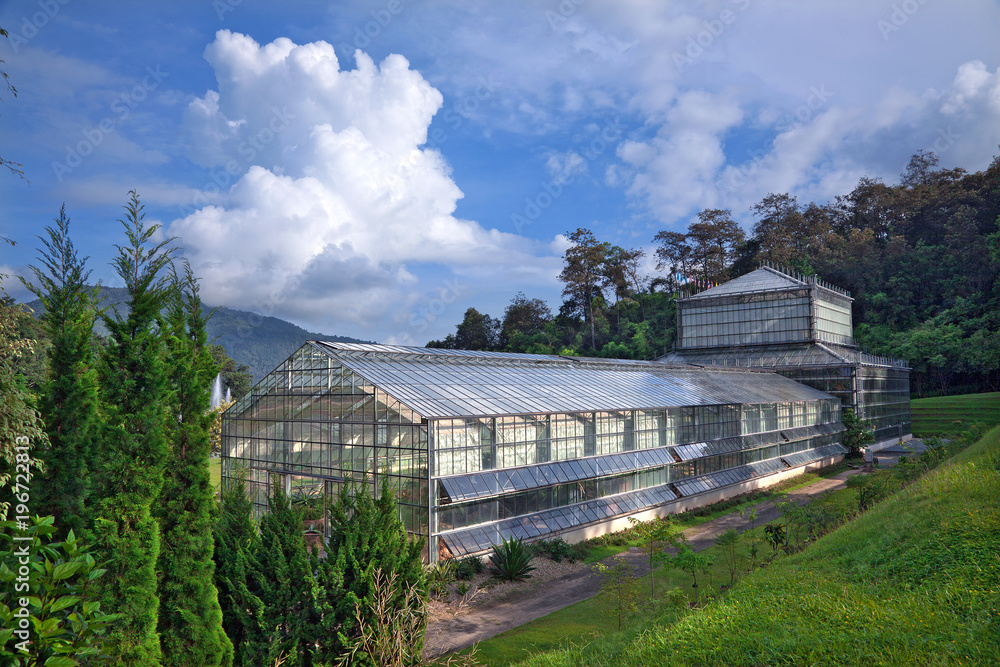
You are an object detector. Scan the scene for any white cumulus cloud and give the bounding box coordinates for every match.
[169,31,551,337]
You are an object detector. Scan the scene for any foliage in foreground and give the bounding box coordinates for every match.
[214,473,427,667]
[514,426,1000,666]
[0,517,117,665]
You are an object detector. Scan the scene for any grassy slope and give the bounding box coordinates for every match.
[461,487,857,665]
[516,427,1000,667]
[911,392,1000,436]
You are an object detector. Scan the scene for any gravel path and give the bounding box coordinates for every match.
[423,468,862,660]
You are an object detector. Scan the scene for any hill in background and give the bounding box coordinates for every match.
[24,286,371,380]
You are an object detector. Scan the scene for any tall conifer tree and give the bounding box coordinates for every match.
[318,477,426,664]
[92,190,174,666]
[214,469,268,667]
[21,204,101,537]
[156,263,233,666]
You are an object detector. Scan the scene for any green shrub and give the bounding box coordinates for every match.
[532,537,576,563]
[455,555,484,580]
[489,537,536,582]
[427,559,456,597]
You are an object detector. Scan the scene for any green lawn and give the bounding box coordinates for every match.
[507,425,1000,667]
[911,391,1000,436]
[209,456,221,489]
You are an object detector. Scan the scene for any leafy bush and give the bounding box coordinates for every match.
[489,537,536,582]
[0,516,117,664]
[455,555,484,581]
[532,537,577,563]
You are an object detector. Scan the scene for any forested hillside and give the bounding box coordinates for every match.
[23,286,370,380]
[429,151,1000,398]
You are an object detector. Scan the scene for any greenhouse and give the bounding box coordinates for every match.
[661,265,911,442]
[221,342,845,561]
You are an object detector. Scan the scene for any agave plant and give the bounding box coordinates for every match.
[489,536,536,581]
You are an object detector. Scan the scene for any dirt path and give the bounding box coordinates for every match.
[423,468,861,660]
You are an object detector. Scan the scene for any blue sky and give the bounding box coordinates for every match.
[2,0,999,344]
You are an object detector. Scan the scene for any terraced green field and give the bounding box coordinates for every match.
[911,391,1000,436]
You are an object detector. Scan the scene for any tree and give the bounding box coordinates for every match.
[687,209,745,284]
[653,230,693,292]
[841,408,875,454]
[156,264,233,667]
[499,292,552,348]
[0,25,25,181]
[0,285,48,521]
[592,555,639,631]
[20,205,102,538]
[845,471,892,512]
[454,308,500,351]
[318,477,426,665]
[661,531,712,592]
[714,528,741,585]
[559,228,609,349]
[738,504,760,569]
[213,469,268,667]
[628,516,673,598]
[255,483,318,666]
[750,194,832,271]
[91,190,175,666]
[603,245,645,332]
[0,517,117,664]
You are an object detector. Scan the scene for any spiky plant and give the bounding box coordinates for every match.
[489,537,535,582]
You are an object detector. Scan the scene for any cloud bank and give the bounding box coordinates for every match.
[170,31,552,337]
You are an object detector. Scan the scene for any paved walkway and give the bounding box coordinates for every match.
[424,467,863,659]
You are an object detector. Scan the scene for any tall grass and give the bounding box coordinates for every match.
[516,426,1000,666]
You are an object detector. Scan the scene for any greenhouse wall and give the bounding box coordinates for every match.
[432,399,841,558]
[221,345,431,555]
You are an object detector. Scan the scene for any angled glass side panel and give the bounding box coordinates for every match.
[551,463,571,484]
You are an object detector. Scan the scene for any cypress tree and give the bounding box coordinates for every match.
[214,468,268,667]
[256,482,320,667]
[156,264,233,666]
[92,190,175,666]
[318,476,426,664]
[20,204,101,537]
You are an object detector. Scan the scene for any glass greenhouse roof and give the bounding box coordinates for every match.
[684,266,807,299]
[660,342,908,369]
[684,266,852,301]
[311,342,836,419]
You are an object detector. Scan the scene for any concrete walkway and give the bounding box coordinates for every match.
[424,467,863,659]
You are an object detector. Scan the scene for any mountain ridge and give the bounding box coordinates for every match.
[23,286,372,380]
